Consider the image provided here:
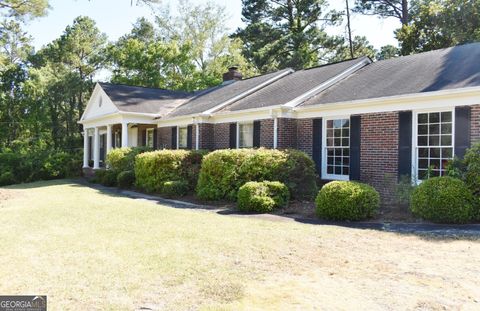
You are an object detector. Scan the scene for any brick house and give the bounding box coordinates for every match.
[79,43,480,203]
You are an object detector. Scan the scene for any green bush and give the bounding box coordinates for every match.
[160,180,189,198]
[197,148,317,201]
[94,169,118,187]
[315,181,380,221]
[0,171,15,186]
[410,176,474,223]
[117,170,135,189]
[106,147,149,172]
[237,181,290,213]
[464,142,480,197]
[134,149,205,193]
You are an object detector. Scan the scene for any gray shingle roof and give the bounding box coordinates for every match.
[219,57,369,112]
[167,69,291,118]
[99,83,192,115]
[301,43,480,107]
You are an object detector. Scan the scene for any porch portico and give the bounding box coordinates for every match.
[79,82,190,170]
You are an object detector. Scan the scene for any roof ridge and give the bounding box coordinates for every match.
[98,82,192,94]
[301,56,369,71]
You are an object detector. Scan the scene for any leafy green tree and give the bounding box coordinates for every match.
[353,0,410,25]
[0,0,49,20]
[234,0,341,71]
[376,44,400,59]
[396,0,480,54]
[155,0,256,88]
[328,35,376,61]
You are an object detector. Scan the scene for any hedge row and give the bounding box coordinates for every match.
[134,149,206,193]
[196,148,317,201]
[0,149,82,186]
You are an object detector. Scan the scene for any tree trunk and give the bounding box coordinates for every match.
[402,0,409,25]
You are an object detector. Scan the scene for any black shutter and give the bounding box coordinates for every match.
[111,132,115,148]
[398,111,413,179]
[153,128,158,150]
[455,106,471,159]
[171,126,177,149]
[187,125,193,149]
[141,129,147,146]
[229,123,237,149]
[253,120,261,148]
[312,118,322,176]
[349,115,361,181]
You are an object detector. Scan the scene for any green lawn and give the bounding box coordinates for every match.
[1,180,479,310]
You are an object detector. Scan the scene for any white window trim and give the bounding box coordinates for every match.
[321,116,351,181]
[411,107,455,184]
[177,126,188,149]
[236,121,254,149]
[146,128,154,148]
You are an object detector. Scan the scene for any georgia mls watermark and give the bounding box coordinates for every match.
[0,296,46,311]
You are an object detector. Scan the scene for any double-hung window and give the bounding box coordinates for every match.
[414,110,454,180]
[146,128,154,148]
[238,122,253,148]
[178,126,188,149]
[323,118,350,180]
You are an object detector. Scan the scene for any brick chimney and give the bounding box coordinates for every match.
[222,66,243,82]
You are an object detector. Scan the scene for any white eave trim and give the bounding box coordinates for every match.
[283,57,372,108]
[294,85,480,116]
[200,69,294,116]
[78,111,159,125]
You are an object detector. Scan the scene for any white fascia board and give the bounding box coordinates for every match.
[79,111,158,127]
[283,57,372,108]
[294,86,480,119]
[200,69,294,116]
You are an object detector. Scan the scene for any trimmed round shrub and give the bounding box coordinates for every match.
[410,176,474,223]
[197,148,317,201]
[117,170,135,189]
[315,181,380,221]
[237,181,290,213]
[134,150,205,193]
[161,180,189,198]
[0,171,15,186]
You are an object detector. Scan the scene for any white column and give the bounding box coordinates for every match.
[83,128,89,168]
[106,124,112,154]
[273,117,278,149]
[195,123,200,150]
[121,122,128,148]
[93,127,100,169]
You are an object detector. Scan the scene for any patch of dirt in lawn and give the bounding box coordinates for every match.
[0,189,18,207]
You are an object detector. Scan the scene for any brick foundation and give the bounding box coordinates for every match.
[359,112,399,205]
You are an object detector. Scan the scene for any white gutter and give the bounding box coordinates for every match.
[283,57,372,108]
[201,69,294,116]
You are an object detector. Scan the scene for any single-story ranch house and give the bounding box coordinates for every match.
[79,43,480,203]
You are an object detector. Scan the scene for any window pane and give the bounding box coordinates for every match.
[430,148,440,158]
[239,123,253,148]
[441,135,452,146]
[342,129,349,137]
[334,129,341,137]
[419,159,428,169]
[441,112,452,122]
[327,129,333,138]
[429,135,439,146]
[342,166,349,175]
[178,127,188,148]
[419,148,428,157]
[342,138,349,146]
[418,125,428,135]
[441,123,452,134]
[429,112,440,123]
[327,166,334,174]
[333,119,343,128]
[328,157,334,165]
[418,136,428,146]
[429,124,440,135]
[418,113,428,124]
[335,166,342,175]
[430,159,440,170]
[335,149,342,156]
[441,148,452,158]
[327,120,333,128]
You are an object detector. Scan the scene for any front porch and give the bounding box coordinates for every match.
[82,122,157,170]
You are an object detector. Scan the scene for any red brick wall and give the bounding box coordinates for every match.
[471,104,480,144]
[158,127,172,149]
[198,123,214,150]
[192,124,197,149]
[359,112,399,204]
[277,118,297,149]
[214,123,231,149]
[260,119,274,148]
[296,119,313,157]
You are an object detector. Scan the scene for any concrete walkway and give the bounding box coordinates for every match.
[82,181,480,237]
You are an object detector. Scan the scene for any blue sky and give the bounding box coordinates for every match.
[25,0,400,50]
